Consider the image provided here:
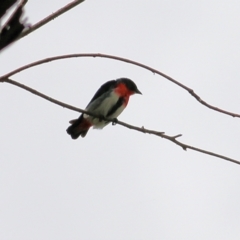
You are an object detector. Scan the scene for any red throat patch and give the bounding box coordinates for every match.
[114,83,134,105]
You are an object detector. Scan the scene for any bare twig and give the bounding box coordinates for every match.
[1,53,239,118]
[18,0,85,40]
[3,77,240,165]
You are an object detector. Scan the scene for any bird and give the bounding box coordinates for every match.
[66,78,142,139]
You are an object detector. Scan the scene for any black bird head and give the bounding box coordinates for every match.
[116,78,142,95]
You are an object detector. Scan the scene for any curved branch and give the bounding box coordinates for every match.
[3,77,240,166]
[18,0,85,40]
[1,53,239,118]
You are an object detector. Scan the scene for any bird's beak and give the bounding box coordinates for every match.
[135,89,142,95]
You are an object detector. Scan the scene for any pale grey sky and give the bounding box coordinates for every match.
[1,0,240,239]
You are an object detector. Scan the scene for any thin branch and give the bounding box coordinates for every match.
[1,53,239,118]
[18,0,85,40]
[3,77,240,165]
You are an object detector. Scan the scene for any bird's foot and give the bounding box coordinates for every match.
[98,114,105,122]
[112,118,118,126]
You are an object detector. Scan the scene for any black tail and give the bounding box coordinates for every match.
[66,115,89,139]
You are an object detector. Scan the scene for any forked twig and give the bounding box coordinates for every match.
[1,53,239,118]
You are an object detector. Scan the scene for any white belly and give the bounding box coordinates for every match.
[84,91,126,129]
[92,104,126,129]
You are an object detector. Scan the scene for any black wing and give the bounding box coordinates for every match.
[86,80,116,107]
[106,97,125,117]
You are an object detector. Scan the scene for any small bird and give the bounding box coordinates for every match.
[66,78,142,139]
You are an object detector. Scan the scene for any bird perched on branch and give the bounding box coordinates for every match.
[66,78,142,139]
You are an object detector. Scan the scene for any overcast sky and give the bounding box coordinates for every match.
[1,0,240,239]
